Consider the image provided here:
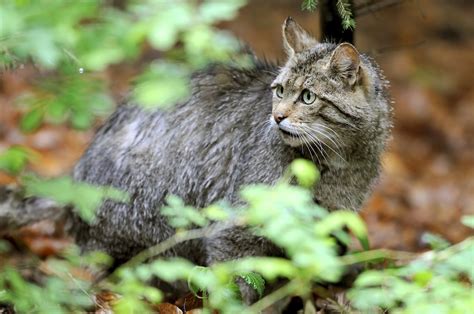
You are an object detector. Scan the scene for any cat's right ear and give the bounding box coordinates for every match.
[329,43,361,86]
[282,17,317,57]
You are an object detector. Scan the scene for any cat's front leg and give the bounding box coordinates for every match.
[204,225,284,305]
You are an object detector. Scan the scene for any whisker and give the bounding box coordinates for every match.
[299,131,320,166]
[302,125,342,148]
[300,126,346,163]
[299,128,328,165]
[300,124,340,146]
[309,123,342,139]
[256,118,273,138]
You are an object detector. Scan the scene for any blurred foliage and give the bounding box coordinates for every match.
[23,175,129,222]
[1,161,472,312]
[0,248,112,314]
[349,225,474,313]
[0,146,36,175]
[0,0,246,131]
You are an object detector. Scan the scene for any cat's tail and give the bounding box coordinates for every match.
[0,185,64,232]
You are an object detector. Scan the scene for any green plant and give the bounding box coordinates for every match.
[0,0,246,133]
[349,226,474,313]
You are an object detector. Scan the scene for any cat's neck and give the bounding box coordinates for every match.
[298,134,380,171]
[298,145,348,170]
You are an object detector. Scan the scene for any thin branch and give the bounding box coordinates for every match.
[110,227,213,272]
[247,280,299,313]
[340,249,418,265]
[355,0,404,16]
[340,237,473,266]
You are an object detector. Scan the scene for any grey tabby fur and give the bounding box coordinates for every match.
[68,18,392,300]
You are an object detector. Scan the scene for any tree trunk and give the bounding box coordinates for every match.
[320,0,355,44]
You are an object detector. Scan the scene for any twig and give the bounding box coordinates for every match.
[340,249,418,265]
[355,0,404,16]
[340,237,473,266]
[110,227,212,274]
[247,280,299,313]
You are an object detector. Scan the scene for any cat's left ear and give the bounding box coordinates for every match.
[329,43,360,86]
[282,17,318,57]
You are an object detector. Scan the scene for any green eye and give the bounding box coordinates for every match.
[275,85,284,98]
[301,89,316,105]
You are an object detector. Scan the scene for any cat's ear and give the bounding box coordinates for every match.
[329,43,360,86]
[282,17,317,56]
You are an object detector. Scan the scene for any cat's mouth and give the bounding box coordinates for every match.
[279,128,299,137]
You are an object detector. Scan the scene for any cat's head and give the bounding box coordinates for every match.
[270,17,382,156]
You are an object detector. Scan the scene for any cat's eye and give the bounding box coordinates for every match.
[301,89,316,105]
[274,85,284,98]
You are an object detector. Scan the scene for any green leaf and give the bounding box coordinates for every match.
[239,272,265,298]
[113,296,151,314]
[199,0,246,23]
[461,215,474,229]
[133,62,190,108]
[22,175,128,223]
[162,195,208,228]
[20,108,44,133]
[70,110,93,130]
[421,232,451,250]
[81,47,124,71]
[290,159,320,188]
[358,234,370,251]
[413,270,433,287]
[148,21,179,50]
[187,266,216,298]
[314,210,367,240]
[148,259,196,282]
[27,29,62,69]
[353,270,388,287]
[0,146,34,174]
[229,258,297,281]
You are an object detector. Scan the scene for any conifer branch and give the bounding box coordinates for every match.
[301,0,319,11]
[336,0,356,30]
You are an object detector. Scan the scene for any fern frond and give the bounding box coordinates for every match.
[239,272,265,298]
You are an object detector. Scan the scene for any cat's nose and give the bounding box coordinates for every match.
[273,112,287,124]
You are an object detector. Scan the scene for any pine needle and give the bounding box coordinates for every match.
[301,0,318,11]
[336,0,356,30]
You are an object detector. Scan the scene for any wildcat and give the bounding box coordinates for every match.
[67,17,391,301]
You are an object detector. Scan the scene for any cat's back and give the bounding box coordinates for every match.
[73,62,291,206]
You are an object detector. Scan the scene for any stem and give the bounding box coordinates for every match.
[247,281,299,313]
[118,228,210,270]
[340,249,418,265]
[340,237,473,266]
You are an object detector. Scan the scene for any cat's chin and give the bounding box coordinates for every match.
[279,132,304,147]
